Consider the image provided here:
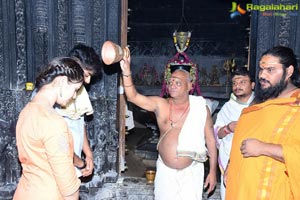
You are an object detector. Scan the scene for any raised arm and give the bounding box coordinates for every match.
[119,47,161,112]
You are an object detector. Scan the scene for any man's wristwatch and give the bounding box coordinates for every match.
[76,159,87,170]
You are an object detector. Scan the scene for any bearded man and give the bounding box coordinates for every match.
[225,46,300,200]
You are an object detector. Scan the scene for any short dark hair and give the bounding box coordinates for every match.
[68,43,102,76]
[231,67,253,82]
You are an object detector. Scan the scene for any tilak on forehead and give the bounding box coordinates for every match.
[160,52,201,96]
[259,61,281,65]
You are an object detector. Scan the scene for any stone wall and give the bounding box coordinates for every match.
[249,0,300,77]
[1,0,300,199]
[0,0,121,199]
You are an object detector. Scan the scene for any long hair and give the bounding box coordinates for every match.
[35,57,84,91]
[261,46,300,87]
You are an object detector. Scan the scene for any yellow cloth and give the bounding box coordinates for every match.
[226,91,300,200]
[13,102,80,200]
[59,86,93,120]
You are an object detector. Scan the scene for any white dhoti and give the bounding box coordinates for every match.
[154,156,204,200]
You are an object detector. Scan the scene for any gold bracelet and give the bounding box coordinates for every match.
[122,73,131,77]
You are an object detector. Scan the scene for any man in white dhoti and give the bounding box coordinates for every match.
[214,67,255,200]
[120,49,217,200]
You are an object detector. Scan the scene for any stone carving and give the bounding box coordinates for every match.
[128,39,247,57]
[15,0,27,89]
[92,0,105,51]
[134,64,160,86]
[254,0,299,73]
[0,1,120,199]
[209,65,220,86]
[72,0,87,44]
[0,89,22,189]
[199,67,208,86]
[57,0,69,56]
[0,5,4,86]
[278,13,291,46]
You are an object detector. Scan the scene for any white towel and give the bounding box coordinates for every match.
[59,86,94,120]
[177,95,208,162]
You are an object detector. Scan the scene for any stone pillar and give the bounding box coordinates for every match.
[249,0,300,77]
[0,0,122,199]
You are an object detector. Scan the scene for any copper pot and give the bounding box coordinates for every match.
[101,41,129,65]
[145,170,156,184]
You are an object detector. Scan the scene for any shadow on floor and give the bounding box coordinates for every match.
[122,127,157,177]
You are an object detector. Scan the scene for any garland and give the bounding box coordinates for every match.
[160,52,201,97]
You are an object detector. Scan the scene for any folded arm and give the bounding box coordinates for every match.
[240,138,284,162]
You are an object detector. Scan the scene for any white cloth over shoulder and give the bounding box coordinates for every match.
[214,92,255,200]
[214,92,255,172]
[176,95,208,162]
[58,86,93,120]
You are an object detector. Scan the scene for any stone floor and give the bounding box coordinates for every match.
[0,126,221,200]
[76,177,152,200]
[88,176,220,200]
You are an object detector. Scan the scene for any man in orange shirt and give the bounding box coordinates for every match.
[226,46,300,199]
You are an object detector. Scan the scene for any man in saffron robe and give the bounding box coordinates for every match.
[119,50,217,200]
[225,46,300,200]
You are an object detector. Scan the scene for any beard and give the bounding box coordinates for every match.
[255,73,287,103]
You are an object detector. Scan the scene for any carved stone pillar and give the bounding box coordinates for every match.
[0,0,122,199]
[249,0,300,77]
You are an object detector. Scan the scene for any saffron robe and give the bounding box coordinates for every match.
[226,91,300,200]
[214,92,254,200]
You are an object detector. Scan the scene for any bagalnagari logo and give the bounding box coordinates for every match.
[230,2,298,19]
[230,2,247,19]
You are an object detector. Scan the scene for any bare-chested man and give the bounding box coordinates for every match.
[120,48,217,200]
